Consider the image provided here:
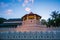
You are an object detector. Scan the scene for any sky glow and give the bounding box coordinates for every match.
[0,0,60,20]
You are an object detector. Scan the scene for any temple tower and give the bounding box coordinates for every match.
[22,12,41,27]
[16,12,47,32]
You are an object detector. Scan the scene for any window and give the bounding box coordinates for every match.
[41,36,43,38]
[29,36,32,38]
[19,36,20,38]
[13,36,15,38]
[46,36,49,38]
[8,36,9,38]
[24,36,26,38]
[35,36,37,38]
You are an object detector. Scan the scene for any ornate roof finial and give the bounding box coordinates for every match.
[29,12,34,14]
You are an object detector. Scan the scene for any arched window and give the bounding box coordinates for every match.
[18,36,20,38]
[24,36,26,38]
[35,36,37,38]
[39,36,41,38]
[41,36,43,38]
[29,36,32,38]
[46,36,49,38]
[8,36,9,38]
[13,36,15,38]
[52,36,54,38]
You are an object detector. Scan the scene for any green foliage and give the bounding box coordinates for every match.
[47,11,60,27]
[51,11,59,19]
[0,18,6,24]
[41,19,47,25]
[55,18,60,26]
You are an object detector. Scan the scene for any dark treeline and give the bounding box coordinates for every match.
[41,11,60,27]
[0,17,6,24]
[47,11,60,27]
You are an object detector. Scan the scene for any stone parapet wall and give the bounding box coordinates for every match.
[0,31,60,39]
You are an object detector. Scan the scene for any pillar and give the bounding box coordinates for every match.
[27,15,28,20]
[34,15,36,20]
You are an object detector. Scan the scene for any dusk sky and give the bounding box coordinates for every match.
[0,0,60,20]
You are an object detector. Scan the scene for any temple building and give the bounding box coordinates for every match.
[16,12,47,32]
[0,12,60,40]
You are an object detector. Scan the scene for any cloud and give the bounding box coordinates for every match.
[22,0,34,12]
[6,9,13,15]
[25,7,31,12]
[22,0,34,7]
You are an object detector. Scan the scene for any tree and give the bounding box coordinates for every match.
[58,14,60,18]
[0,18,6,24]
[55,18,60,27]
[41,19,47,25]
[47,11,60,27]
[51,11,59,19]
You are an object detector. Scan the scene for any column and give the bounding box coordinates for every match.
[27,15,28,20]
[34,15,36,20]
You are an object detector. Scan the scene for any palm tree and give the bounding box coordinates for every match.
[51,11,59,20]
[49,11,60,27]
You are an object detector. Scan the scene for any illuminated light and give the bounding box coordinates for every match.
[28,16,34,18]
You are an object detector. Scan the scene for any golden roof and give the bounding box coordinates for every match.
[22,12,41,19]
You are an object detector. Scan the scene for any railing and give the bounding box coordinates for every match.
[0,31,60,39]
